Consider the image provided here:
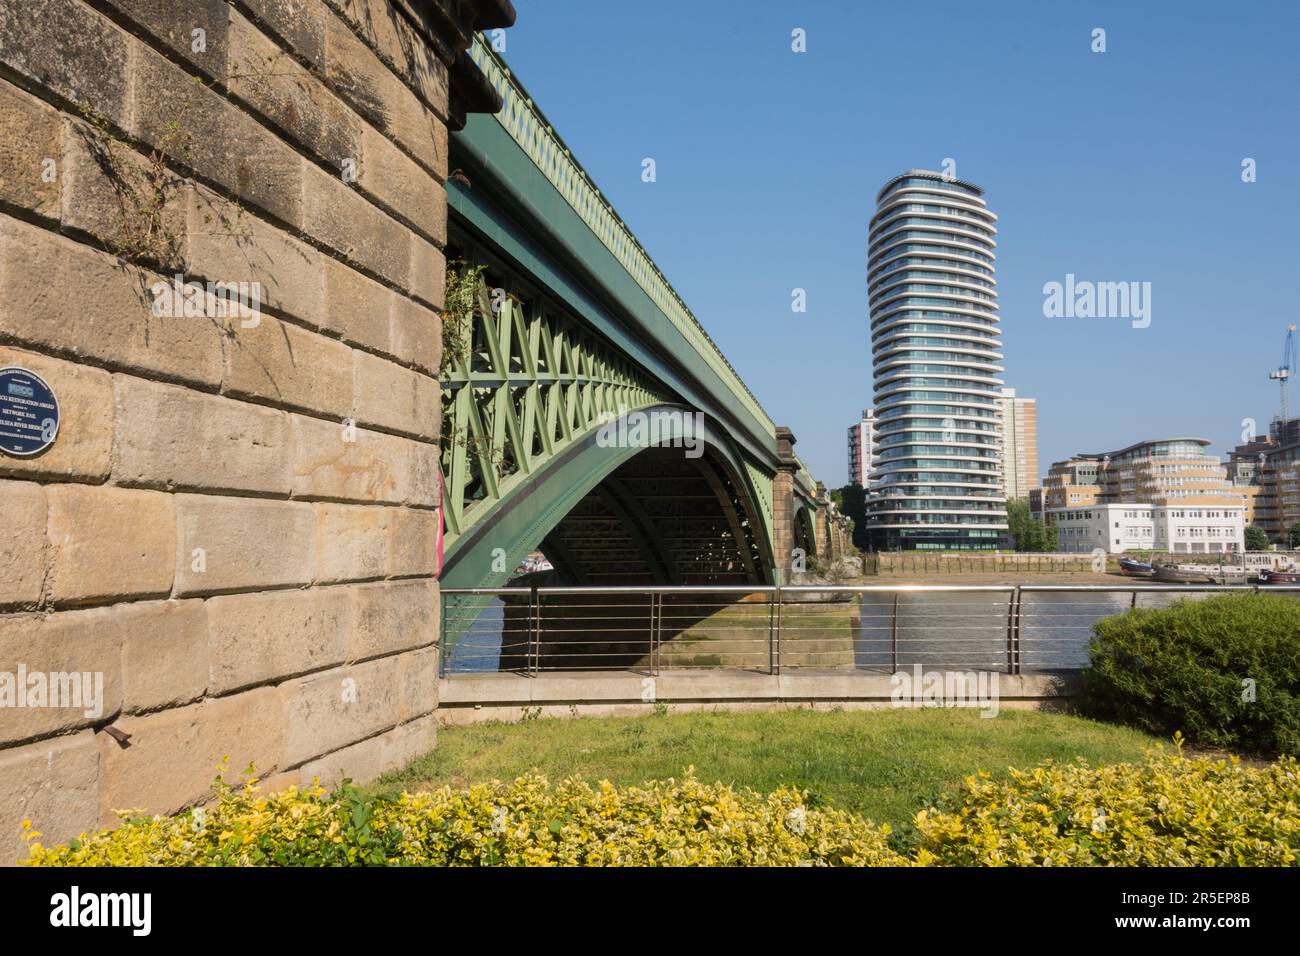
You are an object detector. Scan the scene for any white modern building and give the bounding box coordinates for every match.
[847,408,875,486]
[1051,503,1245,554]
[1043,437,1248,554]
[864,170,1008,550]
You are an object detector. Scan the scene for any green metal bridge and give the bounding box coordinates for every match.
[438,39,842,590]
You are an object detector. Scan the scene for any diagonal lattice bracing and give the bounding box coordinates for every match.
[440,247,669,557]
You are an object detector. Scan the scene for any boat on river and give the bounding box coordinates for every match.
[1258,568,1300,585]
[1152,562,1251,585]
[1118,557,1154,577]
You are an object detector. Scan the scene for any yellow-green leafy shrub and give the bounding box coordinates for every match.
[912,746,1300,866]
[23,751,1300,867]
[23,770,903,867]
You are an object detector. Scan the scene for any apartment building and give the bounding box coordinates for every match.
[998,388,1039,500]
[847,408,876,486]
[1042,438,1246,553]
[1227,418,1300,541]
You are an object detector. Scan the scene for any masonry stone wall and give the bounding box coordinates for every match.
[0,0,472,862]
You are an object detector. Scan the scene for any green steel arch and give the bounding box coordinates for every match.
[440,403,774,589]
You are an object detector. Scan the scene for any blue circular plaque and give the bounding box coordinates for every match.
[0,367,60,457]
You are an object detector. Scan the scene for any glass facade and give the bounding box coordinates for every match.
[865,170,1009,550]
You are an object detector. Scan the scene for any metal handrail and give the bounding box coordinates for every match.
[439,583,1300,677]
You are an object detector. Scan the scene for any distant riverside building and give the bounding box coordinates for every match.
[998,388,1038,500]
[1028,487,1044,517]
[1227,417,1300,540]
[847,409,876,485]
[1040,458,1101,512]
[864,170,1008,550]
[1042,438,1246,554]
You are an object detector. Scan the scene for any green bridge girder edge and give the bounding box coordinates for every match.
[442,42,825,593]
[449,113,779,472]
[438,403,776,589]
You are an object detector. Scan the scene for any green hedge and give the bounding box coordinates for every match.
[1084,592,1300,755]
[22,750,1300,866]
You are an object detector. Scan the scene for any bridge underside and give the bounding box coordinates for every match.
[440,417,775,590]
[541,446,768,586]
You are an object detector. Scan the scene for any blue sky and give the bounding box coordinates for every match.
[495,0,1300,485]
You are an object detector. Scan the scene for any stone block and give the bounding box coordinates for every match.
[359,124,444,242]
[352,349,438,440]
[240,0,326,68]
[206,586,349,694]
[408,233,445,310]
[0,479,45,606]
[388,506,437,577]
[290,412,409,503]
[223,315,353,419]
[0,606,123,745]
[321,255,394,354]
[130,43,303,227]
[399,644,439,718]
[60,117,188,268]
[322,11,441,171]
[0,79,61,218]
[0,0,130,124]
[390,294,440,375]
[0,214,223,388]
[0,730,100,865]
[117,599,209,714]
[174,494,316,595]
[187,186,325,327]
[347,578,435,661]
[313,502,391,583]
[97,686,283,822]
[296,712,436,789]
[301,162,409,288]
[46,485,175,604]
[100,0,230,82]
[278,654,403,765]
[113,375,292,495]
[0,347,114,484]
[228,9,361,165]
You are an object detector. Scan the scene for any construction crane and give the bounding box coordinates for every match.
[1269,324,1296,433]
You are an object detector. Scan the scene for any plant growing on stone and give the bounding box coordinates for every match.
[81,71,260,273]
[441,262,510,482]
[79,106,190,269]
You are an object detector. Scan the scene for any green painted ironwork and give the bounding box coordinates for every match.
[441,252,668,556]
[469,36,775,438]
[744,460,774,552]
[435,38,842,598]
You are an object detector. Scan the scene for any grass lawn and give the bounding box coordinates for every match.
[369,708,1162,831]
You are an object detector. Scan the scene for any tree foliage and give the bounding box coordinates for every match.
[1006,498,1056,552]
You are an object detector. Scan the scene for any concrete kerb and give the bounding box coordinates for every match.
[436,669,1081,725]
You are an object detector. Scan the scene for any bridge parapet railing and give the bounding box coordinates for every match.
[439,584,1300,678]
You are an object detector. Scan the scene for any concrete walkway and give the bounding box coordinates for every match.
[437,670,1081,725]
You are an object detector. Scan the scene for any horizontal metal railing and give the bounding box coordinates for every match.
[439,583,1300,677]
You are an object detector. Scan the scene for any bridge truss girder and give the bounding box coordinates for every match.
[439,246,776,589]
